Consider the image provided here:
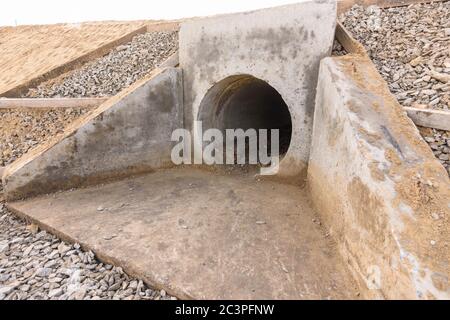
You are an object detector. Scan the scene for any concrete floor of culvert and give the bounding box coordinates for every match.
[8,167,360,299]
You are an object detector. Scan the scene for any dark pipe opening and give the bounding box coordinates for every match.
[198,75,292,158]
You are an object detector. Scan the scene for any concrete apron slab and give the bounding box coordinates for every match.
[7,168,358,300]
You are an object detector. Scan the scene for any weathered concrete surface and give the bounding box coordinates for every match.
[3,68,183,201]
[7,168,359,300]
[308,55,450,299]
[180,0,336,179]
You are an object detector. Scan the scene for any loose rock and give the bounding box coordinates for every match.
[0,108,88,167]
[0,203,174,300]
[341,2,450,111]
[340,2,450,176]
[418,127,450,176]
[24,31,179,99]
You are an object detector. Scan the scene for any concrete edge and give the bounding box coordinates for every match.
[159,52,179,69]
[0,25,148,98]
[5,203,191,300]
[404,107,450,131]
[0,98,107,110]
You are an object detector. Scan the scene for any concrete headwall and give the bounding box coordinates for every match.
[3,68,183,201]
[309,55,449,299]
[180,0,336,179]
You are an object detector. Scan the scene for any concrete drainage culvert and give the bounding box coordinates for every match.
[1,1,449,300]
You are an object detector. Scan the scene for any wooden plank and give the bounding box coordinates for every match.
[0,26,148,98]
[0,98,106,110]
[0,22,148,96]
[405,107,450,131]
[335,22,367,54]
[338,0,447,14]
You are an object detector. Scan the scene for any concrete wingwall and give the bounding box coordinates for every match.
[308,55,450,299]
[179,0,336,179]
[3,68,183,201]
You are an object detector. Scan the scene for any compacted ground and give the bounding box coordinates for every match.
[0,21,145,95]
[24,31,179,98]
[340,2,450,175]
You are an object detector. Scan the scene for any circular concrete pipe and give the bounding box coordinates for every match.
[198,75,292,159]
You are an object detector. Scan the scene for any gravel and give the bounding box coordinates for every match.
[0,108,88,167]
[0,202,176,300]
[418,127,450,176]
[341,2,450,111]
[340,2,450,176]
[24,31,178,98]
[332,40,347,56]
